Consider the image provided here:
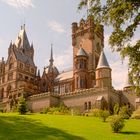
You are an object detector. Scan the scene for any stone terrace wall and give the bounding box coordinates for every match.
[27,92,59,112]
[60,88,109,113]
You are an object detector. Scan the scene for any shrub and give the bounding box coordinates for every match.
[131,107,140,119]
[108,115,125,133]
[71,108,81,116]
[41,103,70,115]
[119,106,132,119]
[0,108,3,113]
[90,109,101,117]
[113,103,120,115]
[99,110,110,122]
[17,97,28,115]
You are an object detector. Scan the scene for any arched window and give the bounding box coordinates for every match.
[80,77,85,88]
[84,102,87,110]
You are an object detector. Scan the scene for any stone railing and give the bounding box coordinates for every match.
[28,92,59,100]
[59,87,109,98]
[28,87,109,100]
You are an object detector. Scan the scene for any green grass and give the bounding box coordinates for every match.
[0,113,140,140]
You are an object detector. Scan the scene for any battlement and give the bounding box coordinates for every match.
[72,16,104,46]
[28,87,109,100]
[28,92,59,100]
[59,87,108,98]
[72,16,103,35]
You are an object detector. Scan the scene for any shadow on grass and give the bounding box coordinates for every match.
[120,131,140,135]
[0,115,86,140]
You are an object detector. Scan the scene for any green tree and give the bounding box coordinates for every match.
[17,97,28,115]
[78,0,140,94]
[99,110,110,122]
[119,106,132,119]
[108,115,125,133]
[113,103,120,115]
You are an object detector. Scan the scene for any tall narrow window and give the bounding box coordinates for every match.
[88,101,91,109]
[84,102,87,110]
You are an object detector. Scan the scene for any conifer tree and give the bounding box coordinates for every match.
[17,96,28,115]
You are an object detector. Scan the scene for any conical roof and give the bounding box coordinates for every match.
[76,48,87,56]
[15,25,30,49]
[97,50,110,69]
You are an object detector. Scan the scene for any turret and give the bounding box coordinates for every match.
[74,48,88,90]
[95,50,112,88]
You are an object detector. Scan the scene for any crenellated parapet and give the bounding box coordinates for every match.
[72,15,104,46]
[28,87,109,101]
[28,92,59,100]
[59,87,108,98]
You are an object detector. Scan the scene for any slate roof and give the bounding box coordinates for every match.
[55,70,73,82]
[14,48,35,66]
[97,50,110,69]
[44,65,59,75]
[15,27,30,49]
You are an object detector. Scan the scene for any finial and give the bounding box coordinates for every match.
[21,25,23,30]
[10,40,12,45]
[23,24,25,30]
[49,44,54,66]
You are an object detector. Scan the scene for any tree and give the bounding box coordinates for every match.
[119,106,132,119]
[108,115,125,133]
[99,110,110,122]
[17,97,28,115]
[78,0,140,94]
[113,103,120,115]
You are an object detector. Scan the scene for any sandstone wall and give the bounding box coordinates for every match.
[27,93,59,112]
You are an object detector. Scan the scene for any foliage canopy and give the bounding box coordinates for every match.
[79,0,140,93]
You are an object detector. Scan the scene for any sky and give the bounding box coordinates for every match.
[0,0,139,89]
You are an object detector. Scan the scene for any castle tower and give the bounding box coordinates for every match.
[95,50,112,88]
[0,25,37,111]
[72,16,104,88]
[74,48,88,90]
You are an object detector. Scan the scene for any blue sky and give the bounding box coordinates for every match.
[0,0,139,89]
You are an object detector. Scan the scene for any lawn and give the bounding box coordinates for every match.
[0,113,140,140]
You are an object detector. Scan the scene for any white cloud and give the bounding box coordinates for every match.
[2,0,35,8]
[48,21,65,33]
[110,59,128,90]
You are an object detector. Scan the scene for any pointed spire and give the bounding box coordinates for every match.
[15,24,30,49]
[49,44,54,66]
[97,50,110,69]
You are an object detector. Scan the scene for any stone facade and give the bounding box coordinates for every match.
[0,16,139,113]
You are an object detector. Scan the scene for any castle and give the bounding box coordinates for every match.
[0,16,139,113]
